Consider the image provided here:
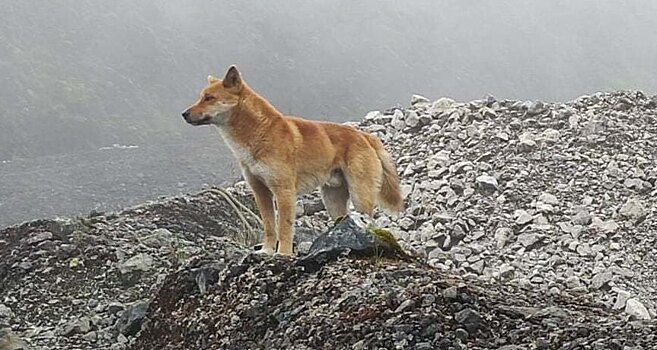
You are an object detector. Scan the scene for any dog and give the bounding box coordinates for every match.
[182,65,403,256]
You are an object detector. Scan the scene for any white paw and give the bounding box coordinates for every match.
[255,247,275,255]
[274,251,294,258]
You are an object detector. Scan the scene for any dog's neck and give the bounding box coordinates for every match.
[215,84,284,159]
[230,85,283,129]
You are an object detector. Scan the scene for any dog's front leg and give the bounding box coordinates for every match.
[243,169,277,254]
[273,186,296,256]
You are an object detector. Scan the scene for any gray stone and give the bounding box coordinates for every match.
[60,316,92,336]
[571,209,592,226]
[0,305,13,324]
[589,217,619,234]
[539,129,560,144]
[391,110,405,130]
[517,233,542,249]
[442,286,458,300]
[298,213,409,271]
[590,271,613,290]
[410,94,430,105]
[565,276,582,289]
[363,110,382,121]
[576,243,593,257]
[526,100,547,115]
[538,193,559,205]
[116,301,149,336]
[557,221,580,236]
[535,202,554,214]
[625,298,651,320]
[81,331,97,342]
[107,302,125,315]
[454,308,485,333]
[119,253,154,275]
[476,175,499,192]
[514,210,533,225]
[619,198,647,221]
[468,260,485,274]
[27,231,53,245]
[429,97,456,116]
[499,264,515,279]
[404,110,420,128]
[518,133,537,152]
[394,299,415,313]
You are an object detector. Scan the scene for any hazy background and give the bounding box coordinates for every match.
[2,0,657,226]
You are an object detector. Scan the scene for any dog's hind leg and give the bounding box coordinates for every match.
[343,146,383,217]
[321,182,349,220]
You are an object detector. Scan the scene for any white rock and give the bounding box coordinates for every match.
[391,110,406,130]
[410,94,430,105]
[538,193,559,205]
[405,110,420,128]
[625,298,651,320]
[494,228,513,249]
[514,210,533,225]
[364,110,382,121]
[476,175,499,192]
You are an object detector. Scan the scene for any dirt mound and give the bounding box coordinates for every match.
[132,250,655,349]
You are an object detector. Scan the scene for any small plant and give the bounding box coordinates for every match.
[207,188,263,247]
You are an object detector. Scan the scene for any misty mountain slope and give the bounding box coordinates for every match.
[2,0,657,160]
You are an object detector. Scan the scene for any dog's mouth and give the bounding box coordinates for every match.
[187,116,212,126]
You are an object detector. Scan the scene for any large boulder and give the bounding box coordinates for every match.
[298,213,411,271]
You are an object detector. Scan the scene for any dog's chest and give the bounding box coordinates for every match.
[220,131,272,180]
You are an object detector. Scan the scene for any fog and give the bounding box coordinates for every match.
[1,0,657,226]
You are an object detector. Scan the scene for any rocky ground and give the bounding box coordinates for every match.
[1,90,657,349]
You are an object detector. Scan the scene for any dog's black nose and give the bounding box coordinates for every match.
[182,110,190,120]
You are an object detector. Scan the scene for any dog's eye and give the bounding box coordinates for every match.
[203,95,215,102]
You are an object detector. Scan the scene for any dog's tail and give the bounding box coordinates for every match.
[365,134,404,214]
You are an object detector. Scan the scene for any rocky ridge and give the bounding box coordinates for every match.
[1,90,656,349]
[359,90,657,318]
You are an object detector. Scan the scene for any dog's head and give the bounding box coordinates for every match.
[182,65,243,126]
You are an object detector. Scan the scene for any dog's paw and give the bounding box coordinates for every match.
[274,251,295,258]
[255,247,275,255]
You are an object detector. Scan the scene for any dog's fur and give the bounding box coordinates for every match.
[182,66,403,255]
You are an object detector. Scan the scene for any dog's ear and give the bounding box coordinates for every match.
[207,75,219,84]
[223,65,242,90]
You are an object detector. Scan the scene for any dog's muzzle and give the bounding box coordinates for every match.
[182,110,211,126]
[182,110,192,122]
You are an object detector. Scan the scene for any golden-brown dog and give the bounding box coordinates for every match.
[182,66,403,255]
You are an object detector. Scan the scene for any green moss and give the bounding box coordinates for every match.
[367,225,410,260]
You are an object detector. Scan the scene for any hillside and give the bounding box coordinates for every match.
[1,90,656,349]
